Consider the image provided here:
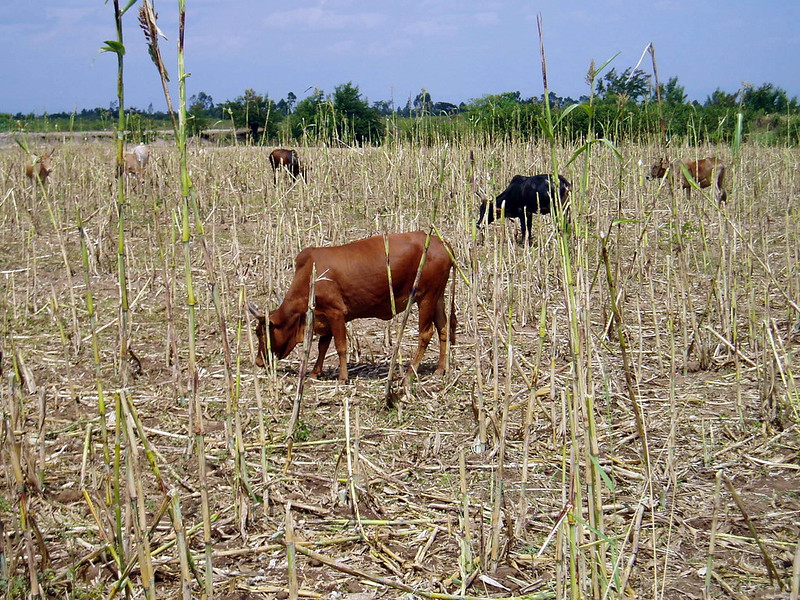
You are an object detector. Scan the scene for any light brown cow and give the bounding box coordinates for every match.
[248,231,456,382]
[25,150,54,185]
[269,148,307,183]
[649,157,727,202]
[118,143,150,177]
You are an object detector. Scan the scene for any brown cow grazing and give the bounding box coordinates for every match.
[648,157,727,202]
[269,148,307,183]
[25,150,54,185]
[248,231,456,382]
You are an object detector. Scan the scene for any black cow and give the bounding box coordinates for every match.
[477,174,571,242]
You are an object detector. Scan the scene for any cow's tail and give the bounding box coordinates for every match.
[716,163,727,203]
[448,263,457,345]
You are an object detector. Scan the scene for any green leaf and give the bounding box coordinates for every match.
[119,0,138,17]
[589,454,616,491]
[597,137,623,161]
[566,142,591,167]
[678,162,701,190]
[100,40,126,55]
[592,53,620,81]
[553,102,581,128]
[565,137,622,167]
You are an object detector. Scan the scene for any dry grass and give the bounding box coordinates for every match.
[0,138,798,599]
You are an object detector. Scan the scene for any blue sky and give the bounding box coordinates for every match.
[3,1,798,114]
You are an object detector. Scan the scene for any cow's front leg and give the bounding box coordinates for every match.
[520,212,533,245]
[309,334,332,378]
[329,318,349,382]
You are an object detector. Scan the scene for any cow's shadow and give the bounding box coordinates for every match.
[310,361,439,382]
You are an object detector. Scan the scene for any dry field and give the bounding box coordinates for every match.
[0,139,799,599]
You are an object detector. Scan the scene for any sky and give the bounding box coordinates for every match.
[3,1,799,115]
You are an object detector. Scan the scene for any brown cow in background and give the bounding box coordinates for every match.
[248,231,456,382]
[269,148,307,183]
[649,157,727,202]
[26,149,54,185]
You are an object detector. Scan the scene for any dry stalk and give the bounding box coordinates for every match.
[241,287,273,506]
[285,503,299,600]
[285,263,316,447]
[488,299,514,570]
[121,390,156,598]
[723,475,783,588]
[170,492,193,600]
[384,226,436,405]
[458,449,473,595]
[790,537,800,600]
[343,392,367,539]
[704,470,724,597]
[600,235,651,474]
[4,357,41,598]
[290,541,555,600]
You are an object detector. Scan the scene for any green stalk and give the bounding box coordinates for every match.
[175,2,213,595]
[104,0,133,387]
[538,14,610,597]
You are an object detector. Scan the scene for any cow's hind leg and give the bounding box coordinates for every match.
[432,296,449,375]
[328,317,350,382]
[521,212,535,245]
[716,166,727,203]
[407,297,445,377]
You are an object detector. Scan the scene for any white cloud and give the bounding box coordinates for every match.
[266,7,386,32]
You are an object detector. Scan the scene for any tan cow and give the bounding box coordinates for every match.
[25,149,54,185]
[649,157,727,202]
[119,143,150,177]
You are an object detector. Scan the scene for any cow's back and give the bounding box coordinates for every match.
[295,232,451,321]
[270,148,297,167]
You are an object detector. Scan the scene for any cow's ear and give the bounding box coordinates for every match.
[247,300,266,321]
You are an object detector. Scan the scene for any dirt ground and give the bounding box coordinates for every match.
[0,141,798,599]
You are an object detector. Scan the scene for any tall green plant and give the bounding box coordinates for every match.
[100,2,136,581]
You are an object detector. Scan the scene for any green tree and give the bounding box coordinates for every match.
[413,89,433,115]
[704,88,738,107]
[332,82,385,144]
[655,76,687,105]
[189,91,214,112]
[187,91,215,136]
[464,92,541,140]
[596,67,651,103]
[289,88,327,140]
[218,89,282,142]
[743,83,793,113]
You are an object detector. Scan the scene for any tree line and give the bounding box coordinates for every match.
[3,71,799,146]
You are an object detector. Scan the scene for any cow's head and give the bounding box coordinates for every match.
[248,301,305,366]
[476,198,503,228]
[37,152,53,181]
[648,158,669,180]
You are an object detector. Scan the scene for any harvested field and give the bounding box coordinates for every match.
[0,140,798,599]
